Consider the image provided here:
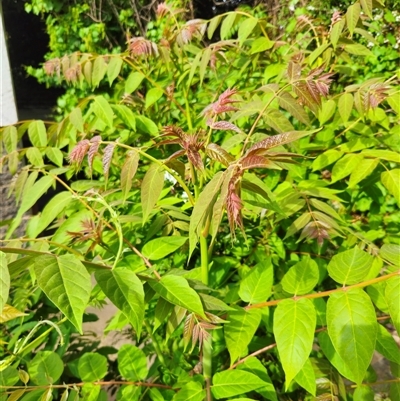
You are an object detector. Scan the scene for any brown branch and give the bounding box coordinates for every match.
[245,270,400,310]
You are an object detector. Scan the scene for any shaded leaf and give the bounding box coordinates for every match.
[278,91,310,125]
[28,351,63,385]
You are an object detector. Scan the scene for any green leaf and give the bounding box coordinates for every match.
[145,87,163,109]
[312,149,344,171]
[274,298,316,387]
[93,95,114,128]
[78,353,107,382]
[250,36,274,53]
[136,115,158,135]
[95,268,144,337]
[386,276,400,335]
[207,15,222,39]
[353,385,374,401]
[0,252,10,313]
[330,18,346,47]
[224,307,262,364]
[150,275,206,318]
[318,331,357,382]
[284,213,311,239]
[0,304,28,323]
[34,254,91,333]
[348,158,379,188]
[141,164,165,223]
[220,12,238,40]
[199,293,233,311]
[81,383,101,401]
[345,43,373,56]
[264,109,294,133]
[318,99,336,125]
[390,382,400,400]
[172,381,205,401]
[121,150,139,202]
[107,57,123,86]
[237,357,278,401]
[360,0,373,18]
[118,344,148,381]
[346,3,360,35]
[117,385,141,401]
[28,351,64,385]
[238,17,258,44]
[331,153,364,182]
[212,370,266,399]
[294,358,316,396]
[28,121,47,148]
[327,247,373,285]
[281,258,319,295]
[69,107,84,132]
[338,93,354,123]
[381,169,400,206]
[45,147,64,167]
[200,47,211,84]
[112,105,136,130]
[189,171,224,257]
[380,244,400,266]
[376,323,400,364]
[29,191,72,238]
[278,92,310,125]
[153,297,173,332]
[362,149,400,163]
[142,236,188,260]
[3,125,18,153]
[326,289,377,384]
[238,259,273,304]
[125,71,145,94]
[92,56,107,87]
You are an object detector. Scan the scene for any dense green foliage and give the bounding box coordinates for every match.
[1,1,400,400]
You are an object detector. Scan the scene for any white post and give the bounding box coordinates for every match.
[0,2,18,126]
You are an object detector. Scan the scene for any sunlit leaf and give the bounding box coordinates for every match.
[78,353,107,382]
[274,298,316,387]
[150,275,205,318]
[224,307,262,364]
[386,276,400,335]
[239,260,273,304]
[34,254,91,333]
[381,169,400,206]
[212,370,266,399]
[141,163,165,223]
[28,351,64,385]
[142,236,188,260]
[95,268,144,337]
[281,258,319,295]
[93,95,114,128]
[118,344,148,381]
